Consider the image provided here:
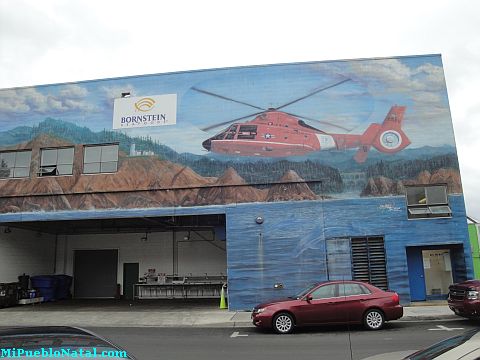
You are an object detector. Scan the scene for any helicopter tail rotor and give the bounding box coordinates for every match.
[355,106,410,163]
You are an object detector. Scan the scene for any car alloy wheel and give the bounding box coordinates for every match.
[273,312,294,334]
[364,309,385,330]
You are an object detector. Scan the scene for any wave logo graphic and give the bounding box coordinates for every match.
[134,97,156,112]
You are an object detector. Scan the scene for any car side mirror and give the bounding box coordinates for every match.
[305,294,313,302]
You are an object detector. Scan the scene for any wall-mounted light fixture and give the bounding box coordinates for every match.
[140,232,148,242]
[3,227,11,234]
[255,216,264,224]
[121,92,131,98]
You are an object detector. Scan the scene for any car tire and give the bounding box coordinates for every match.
[273,312,294,334]
[363,309,385,330]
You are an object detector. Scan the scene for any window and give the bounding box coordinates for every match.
[339,283,371,296]
[311,284,336,299]
[83,144,119,174]
[0,150,32,178]
[237,125,257,139]
[39,147,74,176]
[406,185,451,219]
[326,238,352,280]
[225,125,237,140]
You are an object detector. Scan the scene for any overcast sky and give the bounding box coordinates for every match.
[0,0,479,220]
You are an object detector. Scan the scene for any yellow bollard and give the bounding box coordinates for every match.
[219,285,227,309]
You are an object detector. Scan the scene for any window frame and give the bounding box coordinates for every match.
[82,143,119,175]
[0,150,32,179]
[406,184,451,219]
[38,146,75,177]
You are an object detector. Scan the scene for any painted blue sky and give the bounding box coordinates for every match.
[0,55,453,154]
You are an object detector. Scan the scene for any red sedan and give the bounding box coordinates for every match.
[252,280,403,334]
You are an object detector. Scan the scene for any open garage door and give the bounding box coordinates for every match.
[2,214,226,301]
[74,249,118,298]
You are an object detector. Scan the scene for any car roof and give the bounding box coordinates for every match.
[316,280,372,286]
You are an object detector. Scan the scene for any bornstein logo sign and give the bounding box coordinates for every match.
[135,97,156,112]
[113,94,177,129]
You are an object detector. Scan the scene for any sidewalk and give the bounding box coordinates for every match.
[0,302,458,328]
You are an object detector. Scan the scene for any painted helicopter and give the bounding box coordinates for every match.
[196,79,410,163]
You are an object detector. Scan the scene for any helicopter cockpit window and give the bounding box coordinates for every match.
[225,125,238,140]
[237,125,257,140]
[212,132,227,140]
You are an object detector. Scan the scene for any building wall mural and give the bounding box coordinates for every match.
[0,55,462,214]
[226,196,471,310]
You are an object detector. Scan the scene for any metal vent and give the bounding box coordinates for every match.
[351,237,388,290]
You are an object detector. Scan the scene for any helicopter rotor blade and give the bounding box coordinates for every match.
[275,78,352,111]
[283,111,353,132]
[200,111,266,132]
[192,87,266,111]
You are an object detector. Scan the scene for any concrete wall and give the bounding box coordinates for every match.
[0,227,56,283]
[55,230,226,295]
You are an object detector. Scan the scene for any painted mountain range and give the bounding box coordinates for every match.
[0,118,462,213]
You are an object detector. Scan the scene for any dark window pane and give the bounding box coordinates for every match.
[212,132,226,140]
[39,166,57,176]
[84,146,101,163]
[239,125,257,132]
[426,186,447,205]
[406,187,426,205]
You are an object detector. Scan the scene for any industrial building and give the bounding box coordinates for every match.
[0,54,471,310]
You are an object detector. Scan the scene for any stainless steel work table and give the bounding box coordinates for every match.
[133,282,225,299]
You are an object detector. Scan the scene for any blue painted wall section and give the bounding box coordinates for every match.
[226,195,471,310]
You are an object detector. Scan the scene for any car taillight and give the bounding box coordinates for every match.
[392,292,399,304]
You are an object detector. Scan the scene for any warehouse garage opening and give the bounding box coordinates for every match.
[0,214,227,307]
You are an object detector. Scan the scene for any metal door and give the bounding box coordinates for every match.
[74,249,118,298]
[123,263,139,301]
[407,247,426,301]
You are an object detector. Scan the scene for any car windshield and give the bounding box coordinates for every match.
[405,329,479,360]
[291,283,319,299]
